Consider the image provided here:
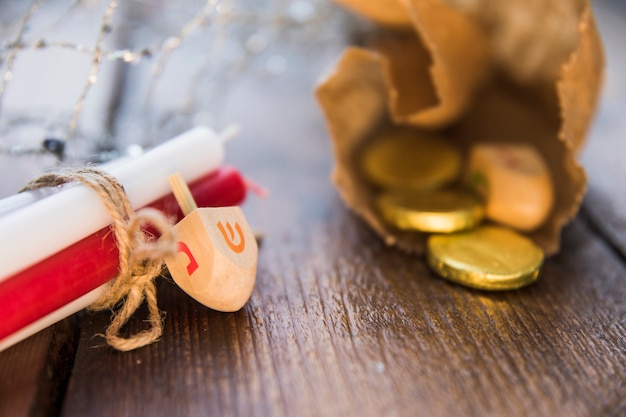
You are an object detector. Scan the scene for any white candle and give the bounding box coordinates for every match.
[0,127,225,281]
[0,156,135,217]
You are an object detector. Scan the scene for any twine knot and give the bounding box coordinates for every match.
[21,167,178,351]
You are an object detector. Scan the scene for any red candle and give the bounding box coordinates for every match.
[0,165,247,343]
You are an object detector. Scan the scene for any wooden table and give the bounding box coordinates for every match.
[1,1,625,416]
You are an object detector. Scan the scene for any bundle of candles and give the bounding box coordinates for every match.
[0,127,252,351]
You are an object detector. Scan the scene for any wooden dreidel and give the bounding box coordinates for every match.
[165,173,258,312]
[467,144,554,232]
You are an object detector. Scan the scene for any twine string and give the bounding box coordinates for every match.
[20,167,178,351]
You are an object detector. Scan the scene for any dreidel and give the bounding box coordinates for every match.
[467,144,554,232]
[165,173,258,312]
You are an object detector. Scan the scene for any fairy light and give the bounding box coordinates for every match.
[0,0,47,118]
[143,0,221,143]
[0,0,342,164]
[183,0,235,123]
[66,0,118,140]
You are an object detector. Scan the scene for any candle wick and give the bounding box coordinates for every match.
[244,177,269,198]
[219,124,240,143]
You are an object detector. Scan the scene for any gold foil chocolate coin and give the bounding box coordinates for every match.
[377,188,485,233]
[360,128,462,190]
[426,226,544,290]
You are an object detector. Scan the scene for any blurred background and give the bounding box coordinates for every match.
[0,0,347,196]
[0,0,623,200]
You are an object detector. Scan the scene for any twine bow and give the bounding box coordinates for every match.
[21,167,178,351]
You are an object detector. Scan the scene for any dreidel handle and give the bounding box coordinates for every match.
[169,173,199,216]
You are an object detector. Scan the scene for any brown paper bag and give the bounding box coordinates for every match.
[316,0,604,256]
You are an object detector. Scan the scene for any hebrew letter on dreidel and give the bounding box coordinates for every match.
[217,221,245,253]
[164,173,258,312]
[176,241,199,275]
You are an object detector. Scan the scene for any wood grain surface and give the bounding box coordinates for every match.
[1,1,625,416]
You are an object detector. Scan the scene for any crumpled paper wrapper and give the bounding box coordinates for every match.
[316,0,604,256]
